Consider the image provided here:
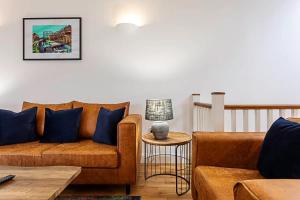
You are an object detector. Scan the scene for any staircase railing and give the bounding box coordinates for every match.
[193,92,300,132]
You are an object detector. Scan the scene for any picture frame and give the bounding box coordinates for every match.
[23,17,82,60]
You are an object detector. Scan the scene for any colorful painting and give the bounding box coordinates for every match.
[32,25,72,54]
[23,18,81,60]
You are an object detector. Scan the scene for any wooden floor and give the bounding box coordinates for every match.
[61,165,192,200]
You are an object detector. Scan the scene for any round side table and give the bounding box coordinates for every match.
[142,132,192,196]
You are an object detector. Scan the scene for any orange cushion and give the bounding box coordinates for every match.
[287,117,300,123]
[234,179,300,200]
[0,141,58,166]
[73,101,130,138]
[194,166,263,200]
[42,140,118,168]
[22,101,73,136]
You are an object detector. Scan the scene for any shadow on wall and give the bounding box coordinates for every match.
[0,76,23,111]
[0,17,3,27]
[169,96,193,134]
[185,95,194,133]
[0,73,20,99]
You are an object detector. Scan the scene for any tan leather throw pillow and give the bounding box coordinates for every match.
[72,101,130,138]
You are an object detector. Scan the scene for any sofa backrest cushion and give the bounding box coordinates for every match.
[0,107,38,145]
[287,117,300,123]
[72,101,130,138]
[40,107,83,143]
[93,107,126,145]
[258,117,300,178]
[22,101,73,136]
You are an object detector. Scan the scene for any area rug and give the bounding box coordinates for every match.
[56,196,141,200]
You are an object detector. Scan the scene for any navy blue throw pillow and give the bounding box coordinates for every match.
[40,107,83,143]
[0,107,37,145]
[93,107,125,145]
[258,117,300,178]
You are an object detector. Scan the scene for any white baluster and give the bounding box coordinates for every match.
[255,110,261,132]
[200,108,203,131]
[243,110,249,132]
[211,92,225,132]
[279,109,285,118]
[202,108,205,131]
[205,108,209,131]
[201,108,204,131]
[196,107,199,131]
[207,108,212,131]
[199,108,202,131]
[292,109,298,117]
[267,110,273,129]
[231,110,236,132]
[192,94,200,132]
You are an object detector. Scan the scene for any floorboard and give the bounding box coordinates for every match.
[61,165,192,200]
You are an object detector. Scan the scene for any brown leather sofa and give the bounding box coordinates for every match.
[0,101,141,194]
[192,132,300,200]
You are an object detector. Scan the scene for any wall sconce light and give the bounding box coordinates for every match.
[115,22,139,32]
[116,13,143,27]
[115,13,143,32]
[113,3,145,32]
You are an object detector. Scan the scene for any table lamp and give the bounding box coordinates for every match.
[145,99,173,140]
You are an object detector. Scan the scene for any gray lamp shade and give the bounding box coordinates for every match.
[145,99,173,121]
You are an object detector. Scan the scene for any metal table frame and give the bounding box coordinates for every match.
[143,133,191,196]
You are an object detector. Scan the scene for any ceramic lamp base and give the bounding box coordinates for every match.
[151,121,169,140]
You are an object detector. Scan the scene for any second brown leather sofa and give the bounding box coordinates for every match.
[192,132,300,200]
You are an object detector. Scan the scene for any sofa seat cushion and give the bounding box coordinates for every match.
[0,141,57,166]
[234,179,300,200]
[194,166,263,200]
[42,140,119,168]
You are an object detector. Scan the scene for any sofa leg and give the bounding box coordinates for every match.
[125,184,131,195]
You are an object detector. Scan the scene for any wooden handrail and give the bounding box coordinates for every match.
[211,92,225,95]
[194,102,212,108]
[195,103,300,110]
[224,104,300,110]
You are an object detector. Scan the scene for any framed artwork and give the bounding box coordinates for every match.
[23,17,82,60]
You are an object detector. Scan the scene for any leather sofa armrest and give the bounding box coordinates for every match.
[192,132,265,170]
[191,132,265,200]
[117,114,142,183]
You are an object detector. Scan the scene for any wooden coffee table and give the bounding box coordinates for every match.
[0,166,81,200]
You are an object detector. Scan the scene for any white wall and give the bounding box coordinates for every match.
[0,0,300,133]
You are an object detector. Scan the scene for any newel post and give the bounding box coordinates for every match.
[211,92,225,131]
[192,94,200,132]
